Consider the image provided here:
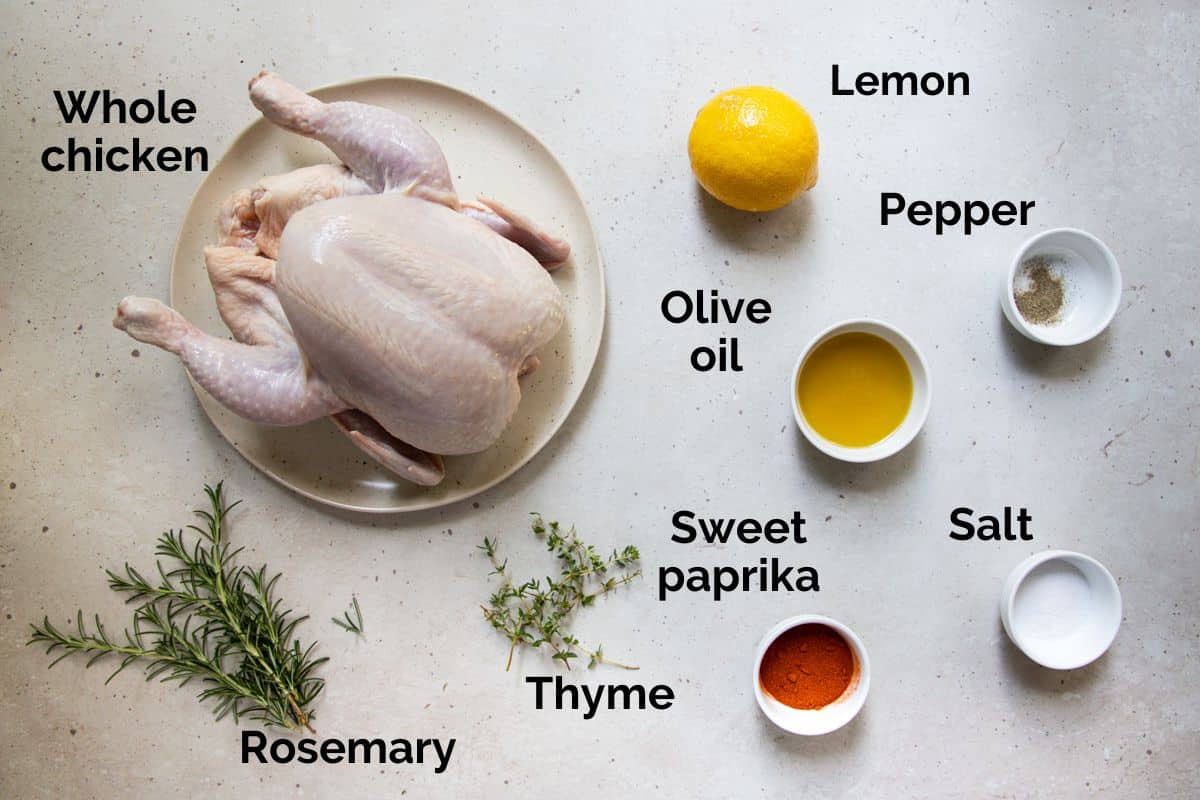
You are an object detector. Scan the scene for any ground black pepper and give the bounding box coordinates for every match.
[1015,257,1065,325]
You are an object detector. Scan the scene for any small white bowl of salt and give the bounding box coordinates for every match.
[1001,228,1121,346]
[1000,550,1122,670]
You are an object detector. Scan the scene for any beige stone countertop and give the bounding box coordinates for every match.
[2,1,1198,797]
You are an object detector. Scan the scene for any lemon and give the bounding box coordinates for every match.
[687,86,818,212]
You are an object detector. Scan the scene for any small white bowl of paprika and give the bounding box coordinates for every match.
[753,614,870,735]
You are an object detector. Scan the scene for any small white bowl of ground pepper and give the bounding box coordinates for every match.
[1002,228,1121,346]
[753,614,870,736]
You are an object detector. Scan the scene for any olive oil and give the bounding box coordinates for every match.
[797,332,912,447]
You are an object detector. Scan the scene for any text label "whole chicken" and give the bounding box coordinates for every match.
[41,90,209,173]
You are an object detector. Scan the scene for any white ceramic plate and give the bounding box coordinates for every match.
[169,76,604,512]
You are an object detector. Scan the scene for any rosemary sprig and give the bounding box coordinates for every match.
[480,514,641,672]
[332,596,364,636]
[27,483,326,733]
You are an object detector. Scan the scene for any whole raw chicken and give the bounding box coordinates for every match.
[114,73,570,486]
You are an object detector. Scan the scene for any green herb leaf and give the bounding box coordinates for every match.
[481,514,641,672]
[27,483,325,732]
[332,596,364,636]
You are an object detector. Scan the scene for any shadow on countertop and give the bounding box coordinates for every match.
[793,427,926,494]
[996,617,1110,694]
[996,306,1113,380]
[695,184,815,256]
[758,697,868,756]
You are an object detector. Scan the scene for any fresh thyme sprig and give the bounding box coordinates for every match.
[480,514,641,672]
[27,483,326,733]
[332,596,364,636]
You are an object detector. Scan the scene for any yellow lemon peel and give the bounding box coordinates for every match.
[687,86,819,212]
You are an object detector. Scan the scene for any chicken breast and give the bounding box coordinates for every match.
[276,192,564,455]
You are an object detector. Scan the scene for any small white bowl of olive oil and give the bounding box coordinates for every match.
[791,319,931,462]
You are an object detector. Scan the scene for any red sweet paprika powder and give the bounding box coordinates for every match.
[759,623,855,709]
